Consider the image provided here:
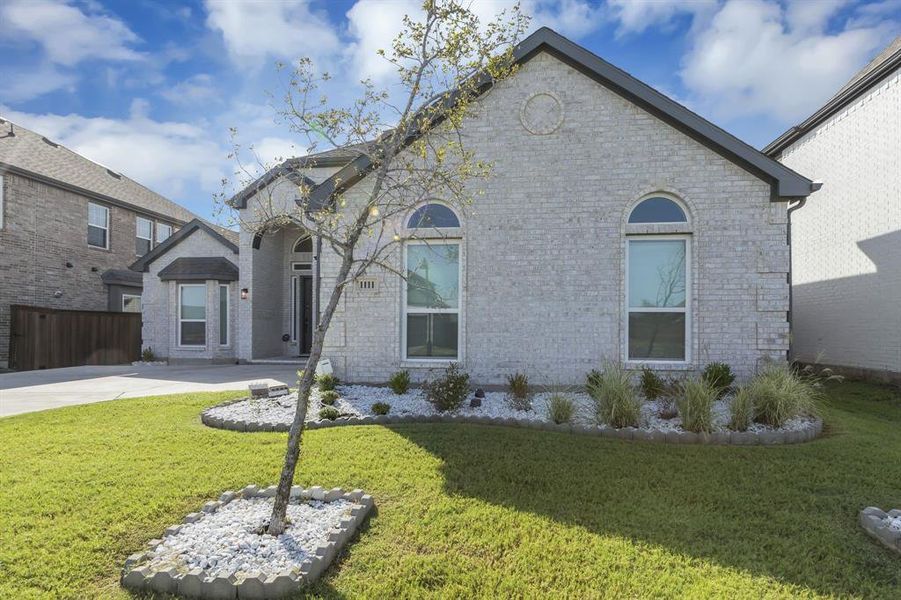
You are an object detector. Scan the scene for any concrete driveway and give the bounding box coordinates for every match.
[0,364,301,418]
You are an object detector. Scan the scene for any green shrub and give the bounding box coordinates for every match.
[586,362,641,428]
[424,363,469,412]
[506,372,531,411]
[702,362,736,398]
[729,387,754,432]
[320,390,339,406]
[388,370,411,395]
[677,378,717,433]
[318,407,339,421]
[141,347,156,362]
[586,369,603,390]
[639,367,664,401]
[547,394,575,424]
[658,377,682,419]
[747,364,820,428]
[371,402,390,415]
[316,373,339,392]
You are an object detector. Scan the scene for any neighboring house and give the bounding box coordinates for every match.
[765,36,901,383]
[139,28,818,384]
[0,118,199,368]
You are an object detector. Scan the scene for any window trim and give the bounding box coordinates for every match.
[121,293,142,313]
[218,284,230,347]
[401,239,463,362]
[624,234,691,364]
[178,283,207,348]
[156,222,172,244]
[135,216,153,257]
[0,173,5,229]
[87,201,110,249]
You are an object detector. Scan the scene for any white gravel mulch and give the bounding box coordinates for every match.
[146,497,351,578]
[205,385,818,434]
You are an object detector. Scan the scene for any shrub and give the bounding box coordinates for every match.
[318,407,339,421]
[371,402,390,415]
[506,372,531,411]
[424,363,469,412]
[677,378,717,433]
[547,394,575,424]
[729,387,754,432]
[320,390,339,406]
[701,362,736,398]
[746,364,821,428]
[639,367,664,401]
[586,362,641,428]
[586,369,603,390]
[388,370,411,395]
[658,377,682,419]
[141,347,156,362]
[316,373,339,392]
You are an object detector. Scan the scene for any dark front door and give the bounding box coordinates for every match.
[297,275,313,355]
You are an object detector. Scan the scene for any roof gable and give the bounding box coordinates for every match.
[130,219,238,272]
[158,257,239,281]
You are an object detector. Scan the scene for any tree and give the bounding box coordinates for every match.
[221,0,529,536]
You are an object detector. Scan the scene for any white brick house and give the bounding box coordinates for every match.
[765,36,901,383]
[139,28,817,383]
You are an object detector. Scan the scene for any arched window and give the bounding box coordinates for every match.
[407,203,460,228]
[293,235,312,253]
[628,197,687,224]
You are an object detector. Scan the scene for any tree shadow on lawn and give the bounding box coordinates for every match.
[390,386,901,598]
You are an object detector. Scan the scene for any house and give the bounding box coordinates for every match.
[0,118,200,368]
[764,35,901,383]
[137,27,817,383]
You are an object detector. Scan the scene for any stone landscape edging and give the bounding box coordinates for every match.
[859,507,901,555]
[201,401,824,445]
[121,485,375,599]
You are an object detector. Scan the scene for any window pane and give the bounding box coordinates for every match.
[88,225,107,247]
[408,203,460,228]
[293,236,312,252]
[180,286,206,320]
[136,217,152,239]
[406,313,458,358]
[406,244,459,308]
[122,296,141,313]
[157,224,172,243]
[629,240,686,308]
[88,203,107,227]
[629,313,685,360]
[180,321,206,346]
[628,197,687,223]
[219,286,228,345]
[135,237,151,256]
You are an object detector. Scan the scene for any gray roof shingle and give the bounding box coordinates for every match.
[158,257,239,281]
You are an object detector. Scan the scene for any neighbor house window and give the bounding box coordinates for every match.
[178,284,206,346]
[136,216,153,256]
[219,284,229,346]
[156,223,172,243]
[122,294,142,313]
[404,241,460,359]
[88,202,109,248]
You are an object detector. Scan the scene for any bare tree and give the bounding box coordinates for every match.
[218,0,529,536]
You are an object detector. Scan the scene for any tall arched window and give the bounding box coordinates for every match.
[628,196,687,224]
[407,203,460,228]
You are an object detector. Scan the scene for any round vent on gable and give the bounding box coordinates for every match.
[520,91,564,135]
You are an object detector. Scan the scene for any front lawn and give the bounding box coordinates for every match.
[1,383,900,598]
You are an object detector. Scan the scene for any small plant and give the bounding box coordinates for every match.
[318,407,339,421]
[747,364,822,428]
[729,386,754,432]
[586,362,641,428]
[141,347,156,362]
[371,402,390,415]
[701,362,736,398]
[586,369,603,390]
[639,366,664,401]
[547,394,575,424]
[316,373,339,392]
[424,363,470,412]
[677,377,717,433]
[506,372,531,411]
[388,370,411,395]
[320,390,339,406]
[654,377,682,419]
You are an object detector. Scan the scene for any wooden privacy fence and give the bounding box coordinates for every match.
[9,304,141,371]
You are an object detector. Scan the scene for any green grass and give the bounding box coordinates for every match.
[2,383,901,598]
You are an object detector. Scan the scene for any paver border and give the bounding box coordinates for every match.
[201,400,823,445]
[121,485,374,598]
[859,507,901,555]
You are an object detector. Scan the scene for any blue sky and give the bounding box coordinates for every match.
[1,0,897,223]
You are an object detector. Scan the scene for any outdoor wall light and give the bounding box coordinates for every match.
[241,288,249,300]
[65,261,73,268]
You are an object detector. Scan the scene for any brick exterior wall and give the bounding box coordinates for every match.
[777,68,901,376]
[0,172,177,367]
[306,51,790,385]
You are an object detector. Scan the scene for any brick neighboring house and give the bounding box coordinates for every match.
[0,118,201,368]
[137,28,818,383]
[765,36,901,383]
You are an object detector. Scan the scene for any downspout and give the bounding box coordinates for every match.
[315,236,322,327]
[785,187,817,360]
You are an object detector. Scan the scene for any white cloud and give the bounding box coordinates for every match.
[0,0,143,66]
[2,64,78,103]
[204,0,340,66]
[160,74,221,106]
[608,0,718,35]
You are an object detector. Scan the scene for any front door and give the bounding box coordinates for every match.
[296,275,313,355]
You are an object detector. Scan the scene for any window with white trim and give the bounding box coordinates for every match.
[136,216,153,256]
[88,202,109,248]
[403,241,460,359]
[219,284,229,346]
[156,223,172,243]
[179,284,206,346]
[122,294,142,313]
